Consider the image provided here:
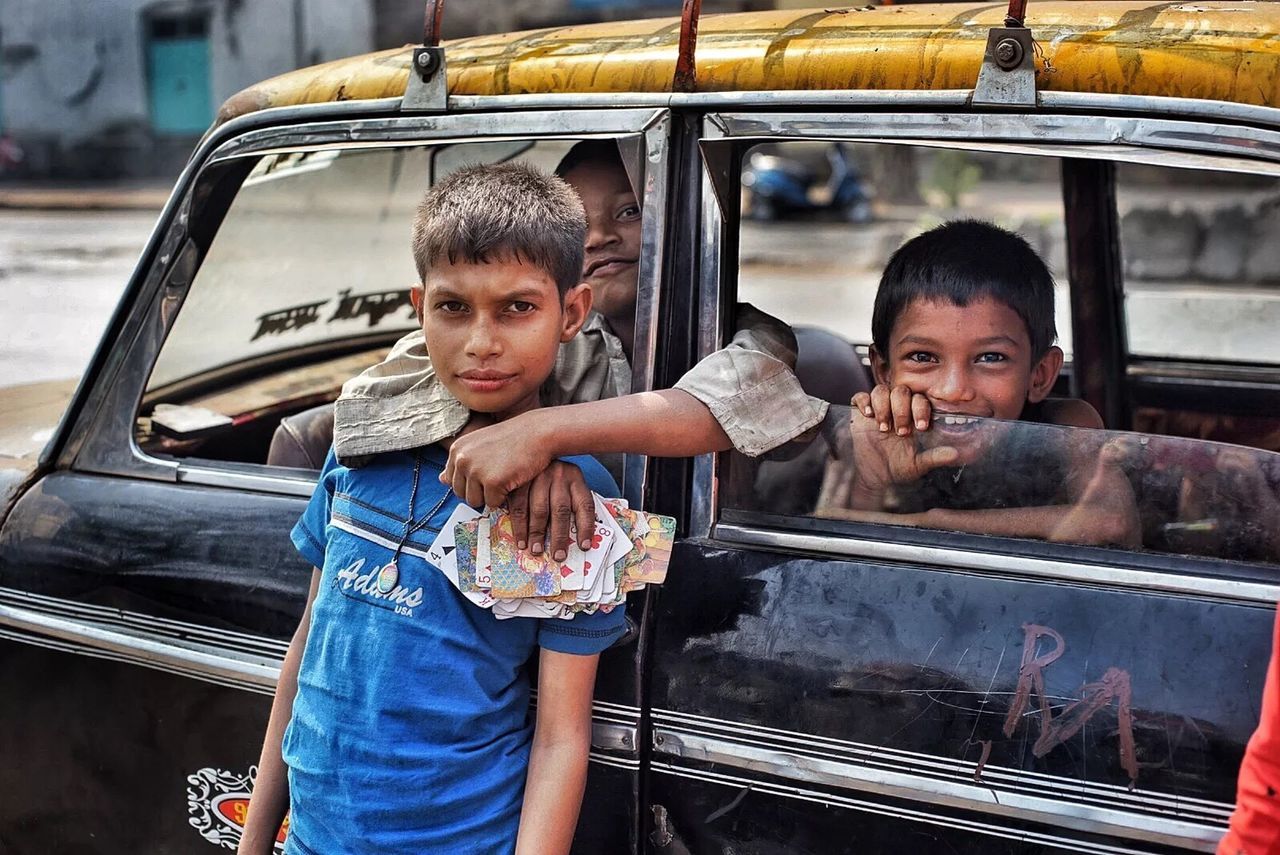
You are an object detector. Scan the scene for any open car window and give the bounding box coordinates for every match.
[134,138,598,467]
[718,137,1280,574]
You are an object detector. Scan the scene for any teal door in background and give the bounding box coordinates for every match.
[147,20,212,134]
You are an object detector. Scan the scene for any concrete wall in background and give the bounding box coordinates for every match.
[0,0,373,179]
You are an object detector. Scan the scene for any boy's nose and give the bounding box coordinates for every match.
[585,220,618,250]
[931,365,975,403]
[464,319,503,359]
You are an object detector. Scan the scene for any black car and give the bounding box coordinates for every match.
[4,3,1280,852]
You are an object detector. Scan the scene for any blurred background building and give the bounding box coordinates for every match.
[0,0,779,181]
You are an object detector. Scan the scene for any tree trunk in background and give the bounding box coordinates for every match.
[869,145,922,205]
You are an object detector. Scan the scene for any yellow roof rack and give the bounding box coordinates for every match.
[218,2,1280,124]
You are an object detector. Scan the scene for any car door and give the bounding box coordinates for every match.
[0,105,672,854]
[642,111,1280,854]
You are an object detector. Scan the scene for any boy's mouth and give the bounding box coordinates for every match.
[584,256,637,279]
[457,369,517,393]
[930,413,985,437]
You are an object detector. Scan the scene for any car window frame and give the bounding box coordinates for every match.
[60,105,673,511]
[695,108,1280,604]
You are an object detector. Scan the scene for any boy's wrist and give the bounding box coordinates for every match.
[517,407,569,460]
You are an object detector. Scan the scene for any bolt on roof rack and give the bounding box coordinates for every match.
[973,0,1038,107]
[403,0,448,111]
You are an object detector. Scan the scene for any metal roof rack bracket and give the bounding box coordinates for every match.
[972,1,1037,108]
[403,0,448,112]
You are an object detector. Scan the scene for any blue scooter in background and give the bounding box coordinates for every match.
[741,142,873,223]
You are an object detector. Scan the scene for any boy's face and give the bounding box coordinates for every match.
[563,159,642,327]
[411,257,590,420]
[872,296,1062,456]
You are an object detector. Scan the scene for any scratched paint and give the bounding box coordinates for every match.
[218,1,1280,124]
[1002,623,1140,784]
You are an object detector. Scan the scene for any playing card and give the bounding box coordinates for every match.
[627,511,675,585]
[454,518,483,593]
[475,515,493,589]
[487,511,562,599]
[426,502,482,569]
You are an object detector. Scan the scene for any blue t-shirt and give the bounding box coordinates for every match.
[282,446,626,855]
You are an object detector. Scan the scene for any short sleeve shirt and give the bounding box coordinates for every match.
[282,446,626,855]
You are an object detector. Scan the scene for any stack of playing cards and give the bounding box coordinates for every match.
[424,494,675,620]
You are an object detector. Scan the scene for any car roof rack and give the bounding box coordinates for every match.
[674,0,702,93]
[403,0,448,111]
[973,0,1037,107]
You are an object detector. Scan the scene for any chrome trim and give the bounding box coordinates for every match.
[688,117,728,538]
[1127,359,1280,387]
[651,707,1231,821]
[714,522,1280,605]
[650,762,1173,855]
[218,89,1280,135]
[712,112,1280,164]
[653,726,1220,851]
[590,722,639,754]
[0,588,641,755]
[0,601,281,691]
[0,587,290,659]
[177,463,317,497]
[624,111,673,508]
[206,109,669,165]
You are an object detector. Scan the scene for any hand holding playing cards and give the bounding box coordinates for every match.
[427,494,676,620]
[506,462,597,562]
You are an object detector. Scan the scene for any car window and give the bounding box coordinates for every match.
[133,137,595,467]
[1117,163,1280,365]
[719,140,1280,570]
[736,141,1072,364]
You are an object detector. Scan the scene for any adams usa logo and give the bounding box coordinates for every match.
[187,766,288,851]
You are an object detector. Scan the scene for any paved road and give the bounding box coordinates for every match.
[0,209,157,388]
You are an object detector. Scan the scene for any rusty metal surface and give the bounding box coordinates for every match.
[218,2,1280,124]
[673,0,703,94]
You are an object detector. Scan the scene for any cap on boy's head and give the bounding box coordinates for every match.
[412,162,587,296]
[555,139,624,178]
[872,220,1058,357]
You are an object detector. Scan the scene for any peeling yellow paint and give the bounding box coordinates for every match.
[217,2,1280,124]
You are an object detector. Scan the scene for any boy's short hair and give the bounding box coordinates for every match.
[555,139,623,178]
[872,220,1058,357]
[412,162,586,296]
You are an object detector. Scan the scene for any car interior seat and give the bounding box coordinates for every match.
[751,325,873,516]
[267,401,336,469]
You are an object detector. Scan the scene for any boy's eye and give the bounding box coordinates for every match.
[904,351,937,364]
[507,301,537,314]
[435,301,467,313]
[617,204,641,222]
[975,352,1009,364]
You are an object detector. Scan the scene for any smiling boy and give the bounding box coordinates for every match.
[820,220,1139,547]
[238,164,626,855]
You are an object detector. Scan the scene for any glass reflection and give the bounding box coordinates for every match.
[741,407,1280,565]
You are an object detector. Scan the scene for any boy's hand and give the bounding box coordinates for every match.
[506,463,597,562]
[440,413,595,560]
[442,414,555,508]
[848,386,958,502]
[853,384,933,437]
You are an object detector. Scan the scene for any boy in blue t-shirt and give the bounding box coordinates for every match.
[239,163,627,855]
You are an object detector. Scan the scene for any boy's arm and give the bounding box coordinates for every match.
[514,648,600,855]
[238,568,321,855]
[443,389,731,509]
